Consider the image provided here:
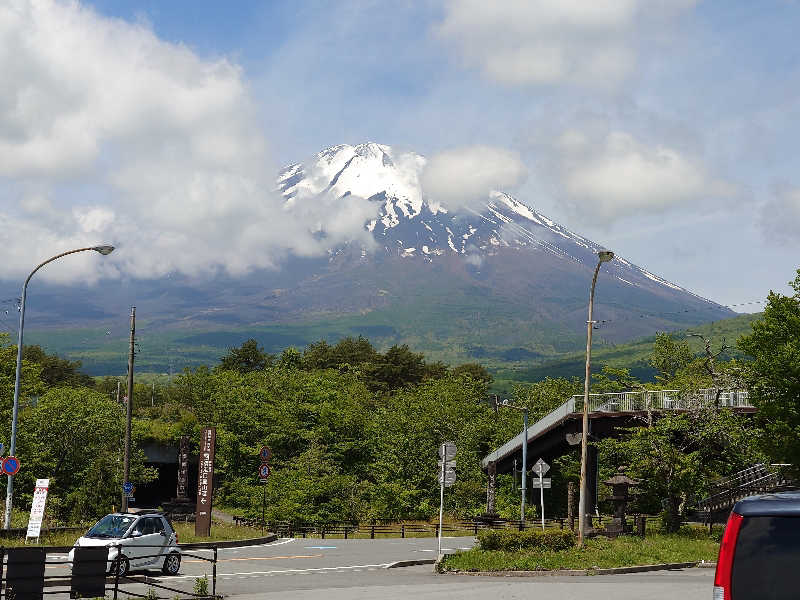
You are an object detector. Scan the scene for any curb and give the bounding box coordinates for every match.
[385,559,437,569]
[440,561,699,577]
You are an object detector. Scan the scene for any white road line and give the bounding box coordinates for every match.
[160,562,391,580]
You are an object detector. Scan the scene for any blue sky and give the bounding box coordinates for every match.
[1,0,799,307]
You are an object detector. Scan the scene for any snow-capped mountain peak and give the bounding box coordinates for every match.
[277,143,704,299]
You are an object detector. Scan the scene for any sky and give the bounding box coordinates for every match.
[1,0,799,308]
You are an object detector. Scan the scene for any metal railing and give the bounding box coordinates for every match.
[0,543,220,600]
[572,389,752,413]
[697,463,793,514]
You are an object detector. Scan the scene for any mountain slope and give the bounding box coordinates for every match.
[4,142,734,374]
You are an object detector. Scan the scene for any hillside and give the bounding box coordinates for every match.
[491,312,762,392]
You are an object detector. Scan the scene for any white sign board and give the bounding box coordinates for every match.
[530,478,552,489]
[533,458,550,476]
[26,478,49,539]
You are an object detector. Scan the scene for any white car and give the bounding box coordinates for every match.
[68,512,181,576]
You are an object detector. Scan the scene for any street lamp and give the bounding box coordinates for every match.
[577,249,614,547]
[492,398,529,526]
[4,245,115,529]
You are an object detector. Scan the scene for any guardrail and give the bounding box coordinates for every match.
[573,389,752,413]
[0,543,220,600]
[232,518,580,538]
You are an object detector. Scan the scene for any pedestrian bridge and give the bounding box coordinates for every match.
[481,389,755,513]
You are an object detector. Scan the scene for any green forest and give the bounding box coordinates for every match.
[1,270,799,532]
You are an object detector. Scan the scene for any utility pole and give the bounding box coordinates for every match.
[122,306,135,512]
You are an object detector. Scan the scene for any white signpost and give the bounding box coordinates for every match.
[437,441,456,557]
[25,478,49,542]
[532,459,550,531]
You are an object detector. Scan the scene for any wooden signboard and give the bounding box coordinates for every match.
[195,427,216,537]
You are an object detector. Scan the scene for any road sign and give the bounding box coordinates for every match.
[437,459,456,468]
[122,482,134,496]
[530,478,551,489]
[0,443,5,453]
[2,456,20,476]
[258,463,271,481]
[438,468,456,487]
[26,479,49,540]
[259,446,272,462]
[438,441,456,461]
[532,458,550,476]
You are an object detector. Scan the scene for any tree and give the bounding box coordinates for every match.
[739,270,800,469]
[218,339,273,373]
[649,333,693,383]
[451,362,492,385]
[512,377,582,421]
[598,408,763,532]
[590,366,642,393]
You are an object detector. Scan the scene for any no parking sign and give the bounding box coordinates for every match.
[2,456,20,476]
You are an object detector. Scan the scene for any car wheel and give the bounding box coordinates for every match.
[112,556,130,577]
[162,552,181,575]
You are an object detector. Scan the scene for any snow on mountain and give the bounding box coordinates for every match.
[277,142,705,299]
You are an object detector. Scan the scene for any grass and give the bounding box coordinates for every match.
[440,530,721,572]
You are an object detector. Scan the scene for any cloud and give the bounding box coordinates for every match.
[436,0,695,89]
[0,0,372,284]
[539,128,738,225]
[761,184,800,243]
[421,145,527,211]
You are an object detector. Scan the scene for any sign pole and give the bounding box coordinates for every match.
[437,444,445,557]
[539,472,545,531]
[261,482,266,535]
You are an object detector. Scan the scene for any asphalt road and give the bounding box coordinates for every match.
[47,536,715,599]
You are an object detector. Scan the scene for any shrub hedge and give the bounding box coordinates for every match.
[477,528,576,551]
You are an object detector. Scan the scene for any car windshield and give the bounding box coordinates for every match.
[85,515,135,539]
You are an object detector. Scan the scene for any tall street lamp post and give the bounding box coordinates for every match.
[4,245,115,529]
[577,249,614,547]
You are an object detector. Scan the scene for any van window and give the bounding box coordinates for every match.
[731,516,800,599]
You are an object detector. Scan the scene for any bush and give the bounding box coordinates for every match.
[477,528,575,552]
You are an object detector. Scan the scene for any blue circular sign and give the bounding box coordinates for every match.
[2,456,20,476]
[123,482,134,494]
[259,446,272,461]
[258,464,271,480]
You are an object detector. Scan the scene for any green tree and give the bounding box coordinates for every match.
[218,339,274,373]
[739,270,800,469]
[512,377,582,421]
[598,408,762,532]
[649,333,693,383]
[20,387,155,521]
[451,362,492,385]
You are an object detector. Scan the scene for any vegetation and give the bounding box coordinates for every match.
[1,267,798,539]
[439,529,721,572]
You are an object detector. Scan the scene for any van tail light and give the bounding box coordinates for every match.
[713,512,744,600]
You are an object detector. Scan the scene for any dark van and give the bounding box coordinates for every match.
[714,491,800,600]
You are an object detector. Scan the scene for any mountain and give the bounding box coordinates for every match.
[4,142,733,374]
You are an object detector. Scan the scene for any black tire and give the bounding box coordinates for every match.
[112,555,130,577]
[162,552,181,575]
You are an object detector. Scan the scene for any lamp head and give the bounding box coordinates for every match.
[93,245,115,256]
[597,250,614,263]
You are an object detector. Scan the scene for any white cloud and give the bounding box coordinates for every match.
[436,0,695,89]
[421,145,527,211]
[0,0,372,284]
[761,185,800,243]
[537,127,738,225]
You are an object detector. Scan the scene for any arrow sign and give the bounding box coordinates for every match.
[438,441,456,461]
[530,478,552,489]
[532,458,550,476]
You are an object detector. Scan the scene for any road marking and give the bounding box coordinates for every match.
[304,546,337,549]
[160,563,392,580]
[185,554,322,564]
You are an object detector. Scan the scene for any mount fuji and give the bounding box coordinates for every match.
[8,142,732,374]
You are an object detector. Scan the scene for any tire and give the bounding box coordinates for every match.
[112,556,130,577]
[162,552,181,575]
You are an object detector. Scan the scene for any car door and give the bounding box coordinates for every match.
[148,517,169,565]
[126,517,162,567]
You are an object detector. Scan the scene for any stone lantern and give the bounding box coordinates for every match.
[603,467,640,537]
